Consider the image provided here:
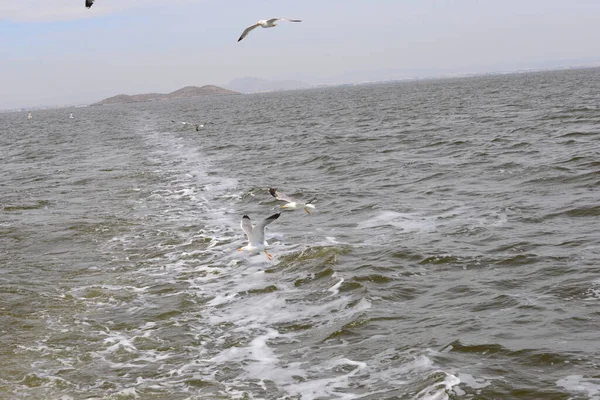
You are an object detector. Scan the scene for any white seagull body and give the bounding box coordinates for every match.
[238,213,280,260]
[27,112,32,120]
[269,188,316,214]
[238,18,302,42]
[85,0,95,8]
[194,122,213,130]
[69,113,74,119]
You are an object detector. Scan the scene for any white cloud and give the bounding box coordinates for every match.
[0,0,198,22]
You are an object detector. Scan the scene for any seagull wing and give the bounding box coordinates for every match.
[269,188,298,204]
[85,0,95,8]
[279,18,302,23]
[238,23,260,42]
[241,215,254,245]
[253,213,280,245]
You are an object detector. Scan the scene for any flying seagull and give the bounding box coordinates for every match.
[85,0,95,8]
[238,213,281,260]
[269,188,316,214]
[171,120,213,131]
[238,18,302,42]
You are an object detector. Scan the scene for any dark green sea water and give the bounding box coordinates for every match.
[1,67,600,399]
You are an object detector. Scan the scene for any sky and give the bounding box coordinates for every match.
[1,0,600,109]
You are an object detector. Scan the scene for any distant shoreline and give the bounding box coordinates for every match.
[91,85,240,106]
[3,65,600,113]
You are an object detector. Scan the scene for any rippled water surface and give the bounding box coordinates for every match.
[1,68,600,399]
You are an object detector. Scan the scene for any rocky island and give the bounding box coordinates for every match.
[92,85,240,105]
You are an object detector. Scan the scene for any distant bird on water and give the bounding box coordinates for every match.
[238,18,302,42]
[85,0,95,8]
[171,120,213,131]
[27,111,32,120]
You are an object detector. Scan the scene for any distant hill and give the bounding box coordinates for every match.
[92,85,240,105]
[225,77,311,93]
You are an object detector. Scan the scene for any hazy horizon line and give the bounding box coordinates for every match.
[4,62,600,113]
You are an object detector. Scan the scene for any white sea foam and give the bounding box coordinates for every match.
[327,275,344,295]
[16,121,467,400]
[457,372,492,389]
[556,375,600,399]
[417,372,461,400]
[584,278,600,301]
[102,333,138,353]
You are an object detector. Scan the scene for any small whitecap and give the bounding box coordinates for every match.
[328,278,344,295]
[556,375,600,398]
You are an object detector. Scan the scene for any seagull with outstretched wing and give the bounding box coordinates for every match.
[85,0,95,8]
[238,18,302,42]
[238,213,281,260]
[269,188,316,214]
